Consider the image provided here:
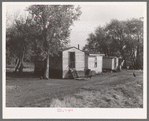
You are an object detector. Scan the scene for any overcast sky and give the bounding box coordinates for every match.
[5,2,146,49]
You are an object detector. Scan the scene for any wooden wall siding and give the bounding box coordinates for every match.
[49,53,62,70]
[62,50,69,78]
[49,52,62,78]
[88,57,95,71]
[96,56,103,73]
[116,58,119,69]
[103,58,119,70]
[103,58,113,70]
[62,48,85,78]
[111,58,119,70]
[111,59,114,70]
[88,56,103,74]
[75,53,85,71]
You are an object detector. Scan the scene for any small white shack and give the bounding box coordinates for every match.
[62,47,88,78]
[35,46,105,79]
[103,56,119,70]
[88,53,105,75]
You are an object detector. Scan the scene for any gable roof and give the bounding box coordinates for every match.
[61,47,105,56]
[62,46,77,51]
[89,53,105,56]
[103,56,119,59]
[62,46,85,53]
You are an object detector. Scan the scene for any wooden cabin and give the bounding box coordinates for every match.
[61,47,88,78]
[103,56,119,70]
[34,47,105,79]
[35,47,88,79]
[88,53,104,75]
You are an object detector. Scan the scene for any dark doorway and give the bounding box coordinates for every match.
[69,52,75,68]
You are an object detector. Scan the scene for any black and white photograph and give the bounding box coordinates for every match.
[2,2,147,119]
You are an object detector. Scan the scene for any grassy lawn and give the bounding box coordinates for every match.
[6,69,143,108]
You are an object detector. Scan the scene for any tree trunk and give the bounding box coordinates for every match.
[18,47,25,75]
[136,43,140,69]
[14,58,20,73]
[44,54,49,79]
[18,57,24,75]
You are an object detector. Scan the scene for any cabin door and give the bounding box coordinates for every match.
[69,52,75,69]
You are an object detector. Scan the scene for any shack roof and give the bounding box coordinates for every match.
[62,46,83,51]
[89,53,105,56]
[103,56,119,59]
[59,46,86,53]
[60,46,105,56]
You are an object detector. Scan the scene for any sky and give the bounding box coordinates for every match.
[5,2,146,49]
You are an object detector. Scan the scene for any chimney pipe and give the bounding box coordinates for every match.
[78,44,79,49]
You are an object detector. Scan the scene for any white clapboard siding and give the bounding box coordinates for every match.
[62,50,69,78]
[88,56,103,73]
[111,59,115,70]
[96,56,103,73]
[62,47,85,78]
[88,57,95,70]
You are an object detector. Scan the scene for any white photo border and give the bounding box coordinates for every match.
[2,2,147,119]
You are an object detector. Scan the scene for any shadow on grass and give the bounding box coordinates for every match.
[6,72,80,80]
[6,72,38,79]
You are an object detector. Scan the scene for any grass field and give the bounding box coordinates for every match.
[6,69,143,108]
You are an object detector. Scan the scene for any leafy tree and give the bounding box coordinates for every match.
[6,15,41,74]
[83,18,143,70]
[27,5,82,79]
[126,18,143,69]
[83,27,114,56]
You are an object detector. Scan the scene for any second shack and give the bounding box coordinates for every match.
[88,53,105,75]
[103,56,119,71]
